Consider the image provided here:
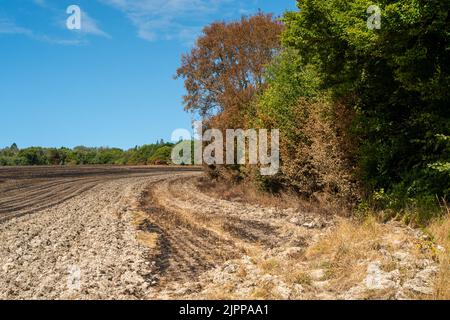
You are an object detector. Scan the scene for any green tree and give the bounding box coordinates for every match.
[148,146,173,165]
[18,147,49,165]
[282,0,450,201]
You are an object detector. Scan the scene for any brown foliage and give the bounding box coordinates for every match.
[176,13,283,129]
[177,13,358,207]
[280,99,359,206]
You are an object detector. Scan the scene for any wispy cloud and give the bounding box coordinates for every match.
[3,0,253,44]
[98,0,253,43]
[0,16,85,45]
[32,1,111,39]
[75,10,111,38]
[32,0,47,7]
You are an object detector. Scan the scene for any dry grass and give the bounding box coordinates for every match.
[132,210,149,227]
[196,177,344,217]
[251,281,277,300]
[197,177,291,208]
[257,257,311,286]
[428,212,450,300]
[287,271,312,286]
[305,216,386,291]
[197,215,441,300]
[206,283,239,300]
[132,210,159,249]
[145,175,445,300]
[243,218,392,298]
[259,258,281,273]
[136,231,159,249]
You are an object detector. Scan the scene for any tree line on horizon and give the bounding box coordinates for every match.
[0,141,174,166]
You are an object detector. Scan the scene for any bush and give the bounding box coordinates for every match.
[281,0,450,211]
[148,146,173,165]
[0,143,175,166]
[252,47,357,205]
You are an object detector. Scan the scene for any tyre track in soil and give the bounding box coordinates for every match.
[0,166,200,223]
[0,178,115,222]
[0,166,203,300]
[0,166,329,299]
[139,190,240,288]
[163,177,287,248]
[1,166,436,300]
[137,176,343,299]
[137,176,306,297]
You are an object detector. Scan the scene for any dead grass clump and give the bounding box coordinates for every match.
[132,211,159,249]
[196,176,345,217]
[252,281,277,300]
[136,231,159,249]
[197,176,288,207]
[259,258,281,274]
[287,271,312,286]
[206,283,238,300]
[428,213,450,300]
[305,216,384,290]
[132,210,149,227]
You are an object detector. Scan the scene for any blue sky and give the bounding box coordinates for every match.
[0,0,298,149]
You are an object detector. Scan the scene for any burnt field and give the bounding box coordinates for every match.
[0,165,200,223]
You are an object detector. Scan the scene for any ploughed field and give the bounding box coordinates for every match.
[0,166,199,223]
[0,166,438,299]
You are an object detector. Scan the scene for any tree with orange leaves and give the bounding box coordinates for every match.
[176,13,283,129]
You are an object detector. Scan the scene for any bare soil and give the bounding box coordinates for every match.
[0,166,198,222]
[0,166,441,299]
[138,177,440,299]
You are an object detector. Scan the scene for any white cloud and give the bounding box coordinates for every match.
[79,10,111,38]
[32,0,47,7]
[0,16,85,45]
[32,1,110,39]
[98,0,252,42]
